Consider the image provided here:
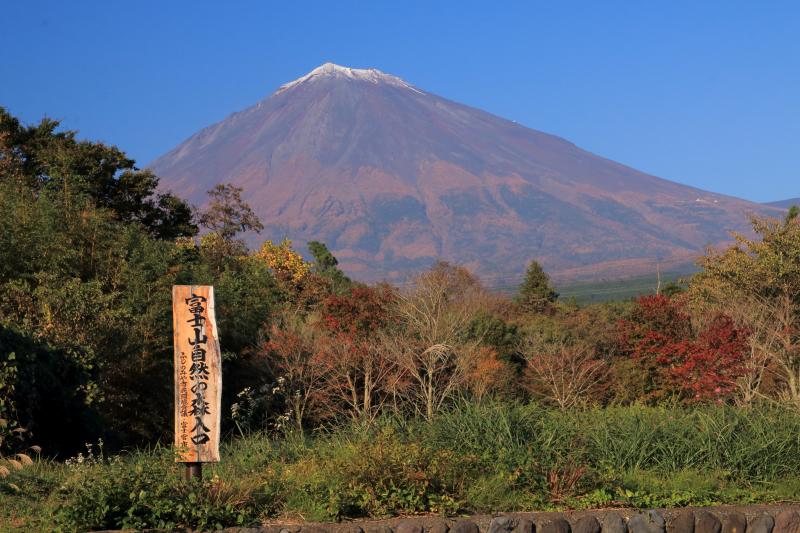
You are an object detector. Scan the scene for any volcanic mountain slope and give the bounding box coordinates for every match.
[765,198,800,209]
[151,63,781,282]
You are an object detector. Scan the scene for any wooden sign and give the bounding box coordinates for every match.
[172,285,221,463]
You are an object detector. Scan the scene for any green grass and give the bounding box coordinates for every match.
[2,403,800,532]
[492,270,694,303]
[556,271,691,303]
[0,459,66,532]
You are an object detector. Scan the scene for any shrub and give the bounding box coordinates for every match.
[54,446,261,532]
[280,424,465,520]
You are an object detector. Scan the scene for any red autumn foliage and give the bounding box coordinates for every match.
[617,295,692,350]
[321,284,397,338]
[261,324,330,427]
[655,315,748,402]
[617,295,748,403]
[316,284,404,421]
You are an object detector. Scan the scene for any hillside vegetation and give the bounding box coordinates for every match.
[1,109,800,531]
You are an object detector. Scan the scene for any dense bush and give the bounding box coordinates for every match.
[51,446,262,532]
[279,425,466,520]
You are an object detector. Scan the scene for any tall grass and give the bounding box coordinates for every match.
[419,402,800,482]
[581,404,800,479]
[4,402,800,531]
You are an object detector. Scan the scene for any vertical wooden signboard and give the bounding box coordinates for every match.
[173,285,221,465]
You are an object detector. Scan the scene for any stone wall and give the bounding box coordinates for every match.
[97,505,800,533]
[240,505,800,533]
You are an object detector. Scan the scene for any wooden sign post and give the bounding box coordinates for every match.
[172,285,222,479]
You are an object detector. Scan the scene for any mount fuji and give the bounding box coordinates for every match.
[150,63,781,282]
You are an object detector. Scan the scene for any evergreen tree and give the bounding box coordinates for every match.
[308,241,352,292]
[516,260,558,312]
[786,204,799,224]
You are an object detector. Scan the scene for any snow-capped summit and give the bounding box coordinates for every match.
[276,62,422,94]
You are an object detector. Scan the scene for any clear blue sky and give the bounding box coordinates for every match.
[3,0,798,202]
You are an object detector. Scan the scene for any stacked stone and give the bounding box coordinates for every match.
[208,506,800,533]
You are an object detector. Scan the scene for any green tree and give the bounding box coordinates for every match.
[787,205,799,224]
[516,260,558,313]
[0,111,280,454]
[0,107,196,240]
[307,240,352,292]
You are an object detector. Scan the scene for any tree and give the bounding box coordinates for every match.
[319,335,404,424]
[614,295,748,404]
[688,210,800,406]
[523,339,608,409]
[308,241,351,292]
[465,310,524,371]
[0,111,282,454]
[257,239,311,288]
[389,262,488,419]
[321,285,396,335]
[517,260,558,313]
[260,319,330,429]
[788,205,799,223]
[318,285,400,423]
[463,346,514,403]
[0,107,196,240]
[612,295,691,403]
[655,315,748,402]
[0,325,97,455]
[199,183,263,241]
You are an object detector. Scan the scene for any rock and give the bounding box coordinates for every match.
[296,529,345,533]
[540,518,571,533]
[485,516,534,533]
[775,511,800,533]
[365,526,393,533]
[396,523,423,533]
[629,511,666,533]
[669,510,695,533]
[573,516,601,533]
[750,515,775,533]
[280,527,302,533]
[695,512,722,533]
[514,519,535,533]
[450,521,479,533]
[364,527,392,533]
[722,513,747,533]
[260,527,286,533]
[489,517,518,533]
[298,527,327,533]
[601,513,628,533]
[428,521,450,533]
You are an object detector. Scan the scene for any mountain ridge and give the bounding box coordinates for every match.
[765,197,800,209]
[151,63,782,282]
